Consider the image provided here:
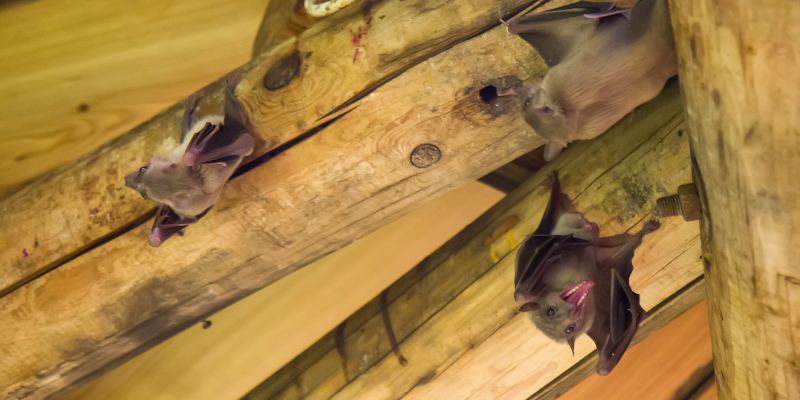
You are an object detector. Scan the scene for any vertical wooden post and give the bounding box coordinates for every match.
[668,1,800,398]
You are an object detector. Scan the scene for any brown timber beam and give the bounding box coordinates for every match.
[242,82,705,400]
[0,1,579,397]
[0,0,566,298]
[669,0,800,398]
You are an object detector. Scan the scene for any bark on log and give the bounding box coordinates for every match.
[669,0,800,398]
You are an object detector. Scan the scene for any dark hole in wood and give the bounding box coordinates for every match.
[263,51,302,91]
[479,85,498,104]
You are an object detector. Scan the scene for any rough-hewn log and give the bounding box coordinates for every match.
[252,0,312,57]
[61,182,503,400]
[0,0,557,298]
[668,0,800,398]
[0,17,563,400]
[242,82,705,400]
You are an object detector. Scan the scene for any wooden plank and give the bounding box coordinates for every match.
[668,0,800,398]
[242,81,705,400]
[62,182,503,400]
[0,0,269,198]
[0,17,562,399]
[0,0,559,298]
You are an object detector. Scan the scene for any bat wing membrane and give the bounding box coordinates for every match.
[507,1,628,67]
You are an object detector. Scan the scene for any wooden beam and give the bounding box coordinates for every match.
[251,0,312,57]
[0,0,269,199]
[0,5,581,397]
[0,0,555,298]
[242,82,705,400]
[668,0,800,398]
[62,182,503,400]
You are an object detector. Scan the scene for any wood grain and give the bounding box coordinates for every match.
[63,182,503,400]
[0,0,268,198]
[669,0,800,398]
[0,20,557,400]
[0,0,564,309]
[242,81,705,400]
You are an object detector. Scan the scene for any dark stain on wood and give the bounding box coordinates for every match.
[416,370,437,386]
[712,89,721,108]
[690,23,704,68]
[263,51,302,91]
[334,320,350,382]
[379,289,408,366]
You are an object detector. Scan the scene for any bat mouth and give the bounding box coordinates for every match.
[561,281,594,317]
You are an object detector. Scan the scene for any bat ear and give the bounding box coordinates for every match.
[567,337,576,356]
[519,302,539,312]
[543,141,566,161]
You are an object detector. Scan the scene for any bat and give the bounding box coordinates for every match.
[514,171,659,375]
[125,75,255,247]
[503,0,677,161]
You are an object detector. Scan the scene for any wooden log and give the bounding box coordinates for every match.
[61,182,503,400]
[668,0,800,398]
[0,0,268,200]
[252,0,313,57]
[242,82,705,400]
[0,15,569,399]
[0,0,558,298]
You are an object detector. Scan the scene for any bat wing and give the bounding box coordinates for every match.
[148,205,212,247]
[514,234,591,309]
[534,171,576,235]
[587,267,645,376]
[586,220,658,375]
[507,1,630,67]
[183,75,255,168]
[182,91,203,142]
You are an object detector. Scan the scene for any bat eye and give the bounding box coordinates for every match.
[140,192,148,200]
[547,308,556,317]
[524,100,531,107]
[139,166,148,173]
[565,326,574,334]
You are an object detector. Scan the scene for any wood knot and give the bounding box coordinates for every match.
[409,144,441,168]
[263,51,302,91]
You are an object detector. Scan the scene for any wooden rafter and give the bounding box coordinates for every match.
[0,1,596,398]
[242,82,705,400]
[670,0,800,397]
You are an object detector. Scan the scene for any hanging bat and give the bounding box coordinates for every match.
[502,0,677,161]
[514,171,659,375]
[125,75,255,247]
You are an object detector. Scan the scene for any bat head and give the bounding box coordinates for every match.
[526,279,596,344]
[515,84,567,131]
[124,159,189,204]
[124,165,152,200]
[552,212,600,242]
